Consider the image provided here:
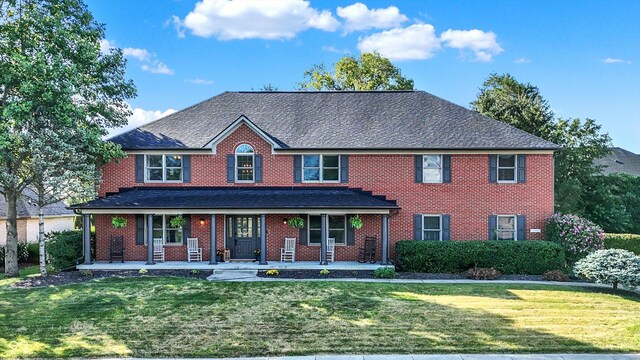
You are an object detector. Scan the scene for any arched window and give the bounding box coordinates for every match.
[235,144,254,182]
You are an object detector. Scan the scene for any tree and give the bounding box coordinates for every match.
[298,52,414,91]
[0,0,136,276]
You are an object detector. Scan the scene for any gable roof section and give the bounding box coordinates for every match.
[0,188,75,219]
[593,147,640,176]
[206,115,283,153]
[109,91,560,150]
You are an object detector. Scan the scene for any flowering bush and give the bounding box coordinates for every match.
[546,213,604,264]
[574,249,640,290]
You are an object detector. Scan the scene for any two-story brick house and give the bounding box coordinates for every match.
[73,91,559,266]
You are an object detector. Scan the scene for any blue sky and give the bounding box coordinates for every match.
[87,0,640,152]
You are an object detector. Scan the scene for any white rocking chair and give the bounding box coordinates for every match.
[281,237,296,262]
[153,238,165,262]
[187,237,202,262]
[326,237,335,263]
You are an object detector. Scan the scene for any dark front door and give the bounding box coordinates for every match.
[227,215,259,259]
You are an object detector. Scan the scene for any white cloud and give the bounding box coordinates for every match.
[185,78,214,85]
[337,3,408,33]
[179,0,339,40]
[440,29,503,62]
[107,107,177,138]
[141,62,174,75]
[514,57,531,64]
[100,39,174,75]
[603,57,631,64]
[357,24,441,61]
[321,45,350,54]
[122,47,151,62]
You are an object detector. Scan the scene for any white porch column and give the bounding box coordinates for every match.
[82,214,92,265]
[209,214,217,265]
[320,214,328,265]
[259,214,267,265]
[381,214,389,265]
[146,214,155,265]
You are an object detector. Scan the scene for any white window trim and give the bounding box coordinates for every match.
[235,144,255,183]
[147,214,184,246]
[307,214,347,246]
[422,155,443,183]
[497,154,517,183]
[302,154,341,183]
[421,214,443,241]
[144,154,183,183]
[496,214,518,241]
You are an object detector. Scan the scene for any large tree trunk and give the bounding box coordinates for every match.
[38,207,47,276]
[4,190,20,277]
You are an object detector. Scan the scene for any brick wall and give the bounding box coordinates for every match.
[95,124,555,261]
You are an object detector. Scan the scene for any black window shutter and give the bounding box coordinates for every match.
[340,155,349,183]
[182,214,191,244]
[443,155,452,183]
[517,155,527,183]
[293,155,302,183]
[135,155,144,183]
[299,217,308,245]
[183,155,191,183]
[414,155,423,183]
[413,214,422,240]
[489,215,497,240]
[255,154,263,183]
[489,155,498,183]
[346,217,355,245]
[226,155,235,183]
[135,215,144,245]
[517,215,526,241]
[442,214,451,241]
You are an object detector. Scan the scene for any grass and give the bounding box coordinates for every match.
[0,275,638,358]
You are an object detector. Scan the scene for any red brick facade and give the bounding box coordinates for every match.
[94,124,555,262]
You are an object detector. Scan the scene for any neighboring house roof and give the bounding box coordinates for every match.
[593,147,640,176]
[72,187,399,210]
[109,91,560,151]
[0,188,76,219]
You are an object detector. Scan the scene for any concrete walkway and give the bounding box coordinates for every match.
[100,354,640,360]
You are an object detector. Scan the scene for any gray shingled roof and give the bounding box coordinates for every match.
[0,188,75,219]
[109,91,559,150]
[594,147,640,176]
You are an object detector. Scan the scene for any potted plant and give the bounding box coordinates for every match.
[254,248,261,261]
[349,215,363,229]
[216,249,224,263]
[287,216,305,228]
[169,215,187,228]
[111,216,127,229]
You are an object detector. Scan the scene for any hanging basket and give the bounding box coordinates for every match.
[349,215,363,229]
[287,216,305,229]
[111,216,127,229]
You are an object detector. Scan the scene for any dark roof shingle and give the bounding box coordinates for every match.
[0,188,75,218]
[593,147,640,176]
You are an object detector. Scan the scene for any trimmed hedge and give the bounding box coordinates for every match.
[396,240,566,275]
[46,230,83,271]
[604,233,640,255]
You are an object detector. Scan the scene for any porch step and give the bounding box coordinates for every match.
[207,269,258,282]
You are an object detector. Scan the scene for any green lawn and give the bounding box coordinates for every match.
[0,273,638,358]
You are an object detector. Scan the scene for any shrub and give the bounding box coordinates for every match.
[319,269,330,275]
[265,269,279,276]
[190,269,201,275]
[1,243,35,264]
[543,270,569,282]
[395,240,565,275]
[80,270,93,277]
[374,267,396,279]
[26,243,39,263]
[466,267,501,280]
[604,233,640,255]
[574,249,640,290]
[46,230,83,271]
[138,268,148,275]
[546,213,604,264]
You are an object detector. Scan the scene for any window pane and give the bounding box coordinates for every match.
[329,229,345,244]
[166,229,183,243]
[309,230,321,244]
[165,155,182,167]
[497,230,515,241]
[498,216,515,230]
[237,168,254,181]
[498,169,515,181]
[328,215,345,230]
[323,169,339,181]
[147,155,162,168]
[304,169,320,181]
[423,230,441,241]
[148,168,163,181]
[423,169,441,183]
[166,168,182,181]
[236,144,254,153]
[309,216,321,230]
[237,155,253,168]
[153,216,163,228]
[424,155,441,169]
[423,216,440,230]
[303,155,320,167]
[323,155,339,168]
[498,155,515,167]
[152,229,163,239]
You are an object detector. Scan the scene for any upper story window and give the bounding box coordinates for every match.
[497,155,516,182]
[308,215,347,245]
[303,155,339,182]
[145,155,182,182]
[235,144,254,182]
[423,155,442,183]
[496,215,516,240]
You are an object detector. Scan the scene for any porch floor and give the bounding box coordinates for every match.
[77,261,389,271]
